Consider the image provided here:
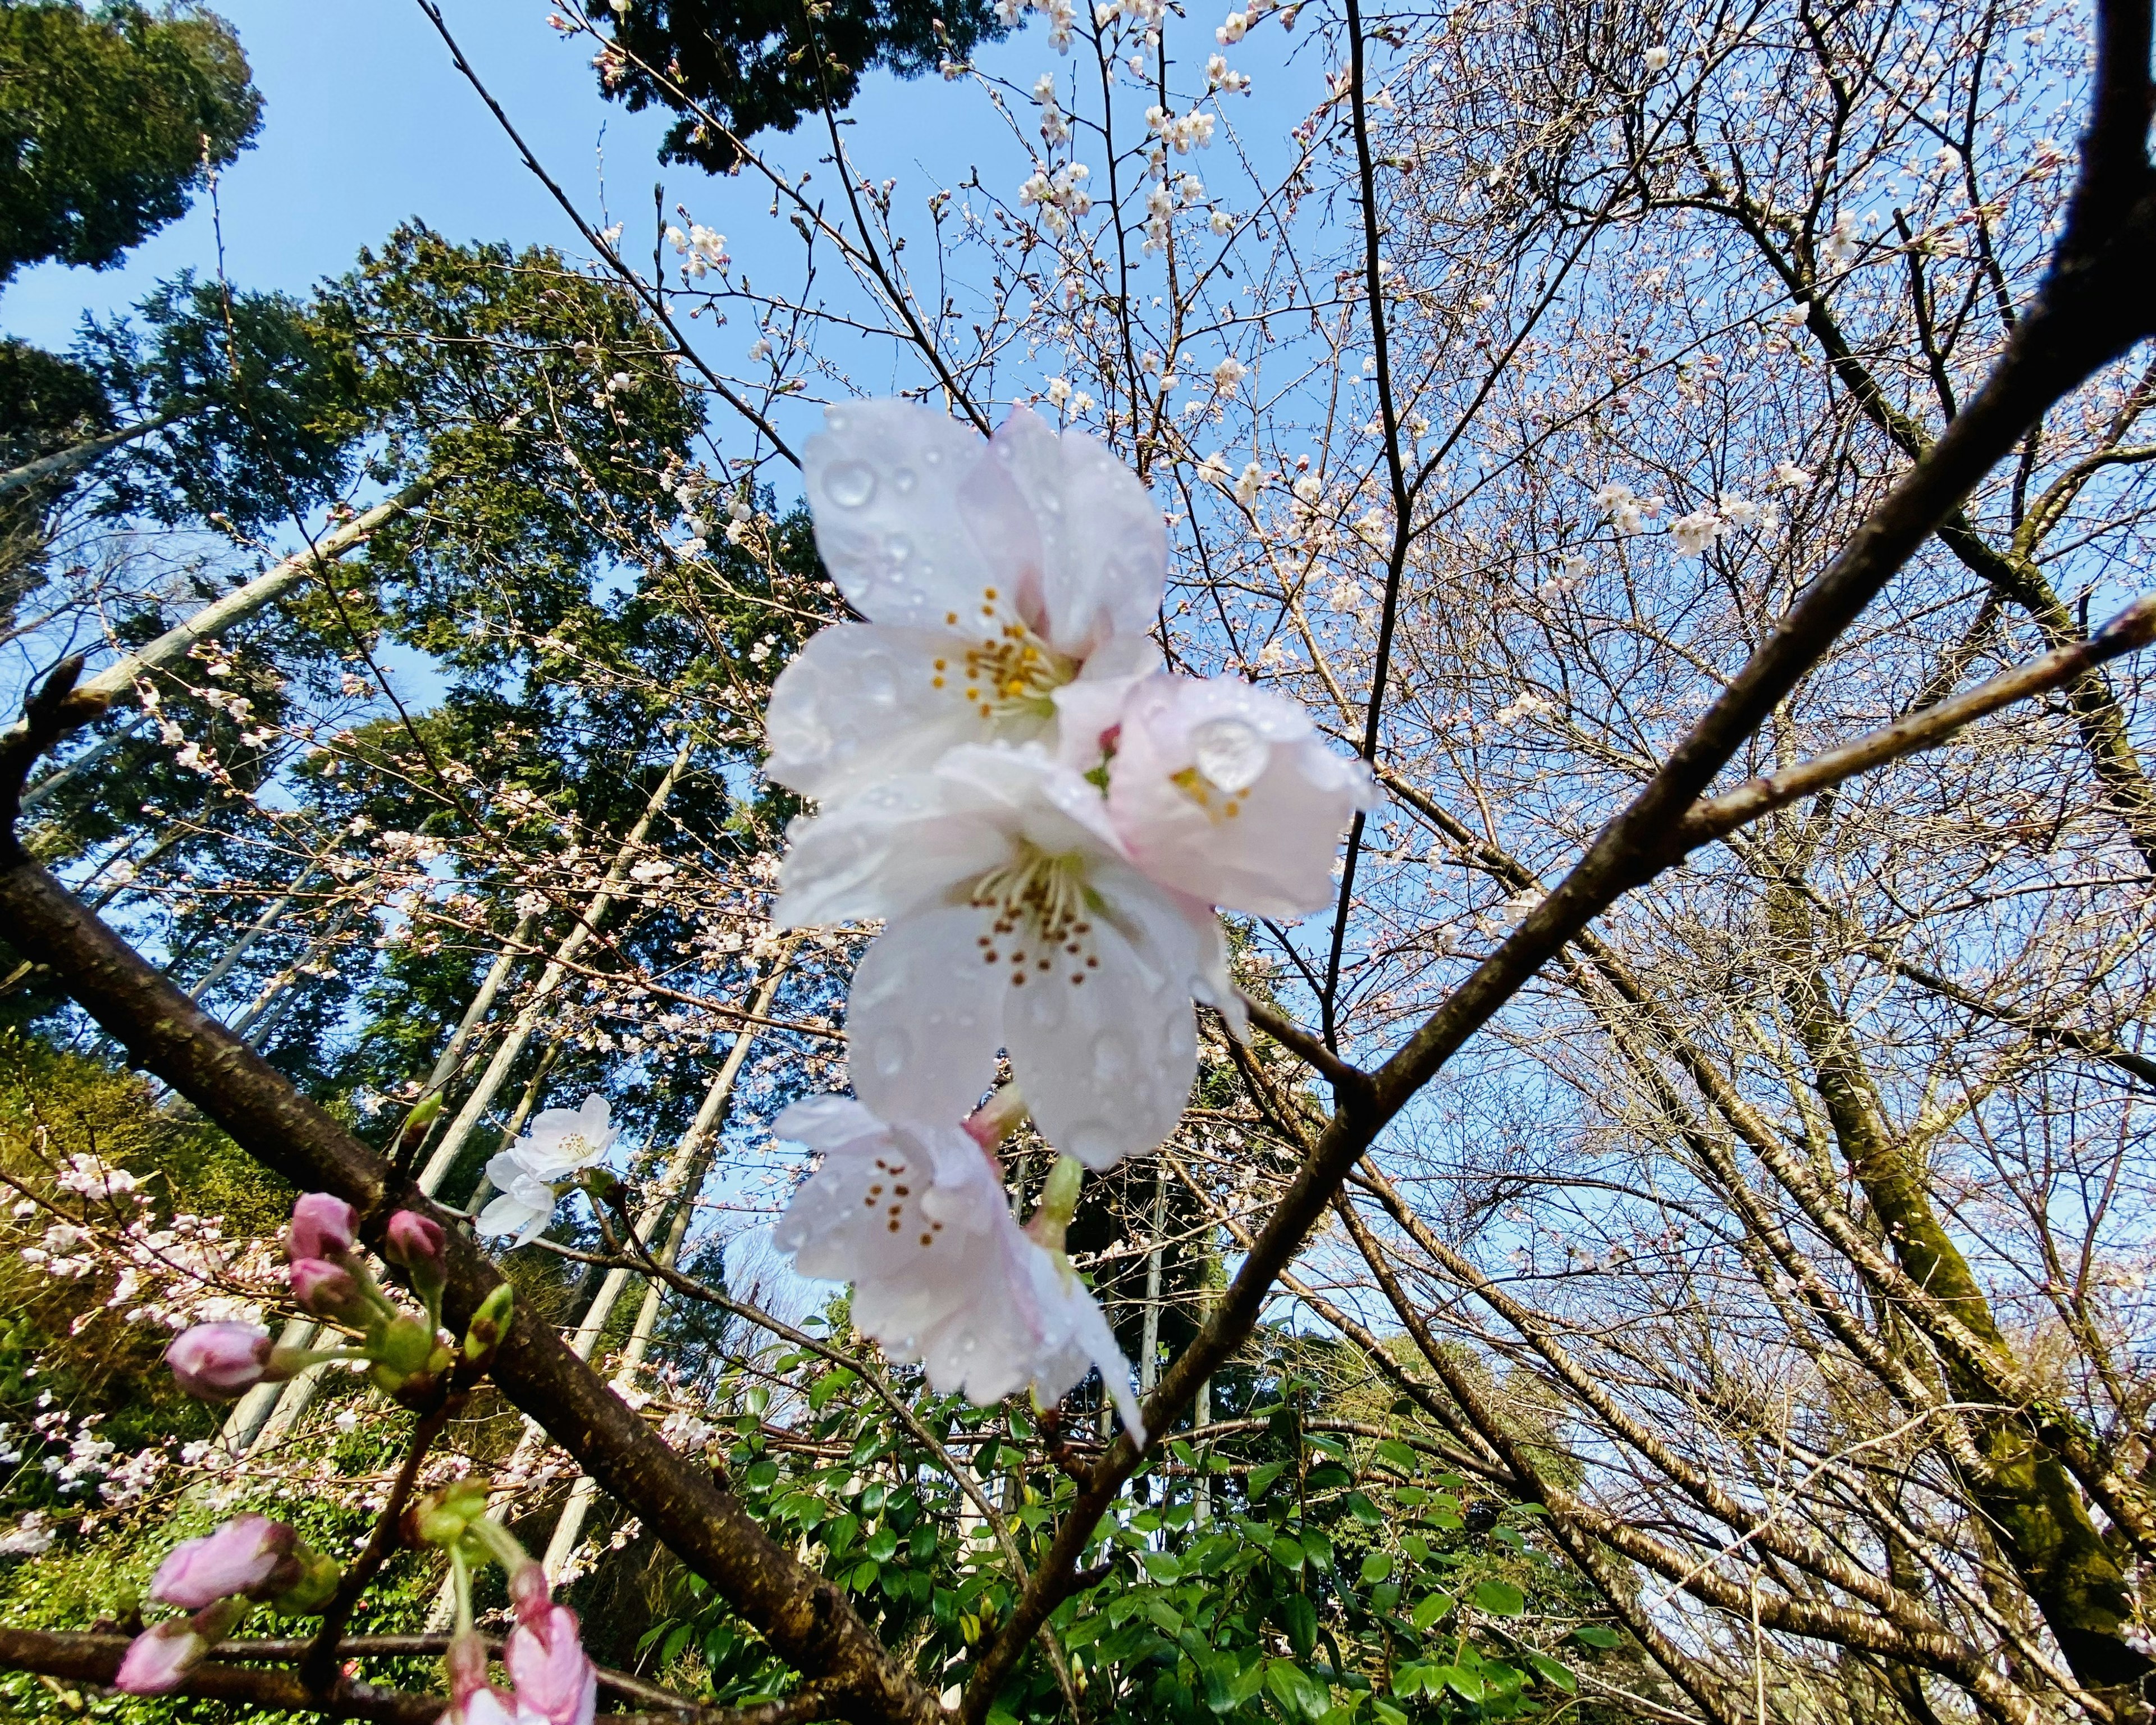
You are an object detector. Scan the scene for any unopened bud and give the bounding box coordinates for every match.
[290,1258,368,1320]
[385,1210,449,1299]
[286,1192,357,1263]
[462,1282,516,1369]
[408,1478,493,1549]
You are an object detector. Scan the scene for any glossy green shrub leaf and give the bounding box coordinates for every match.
[1282,1594,1317,1659]
[1472,1580,1525,1617]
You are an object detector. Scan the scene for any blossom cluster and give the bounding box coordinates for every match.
[762,400,1373,1431]
[476,1095,618,1244]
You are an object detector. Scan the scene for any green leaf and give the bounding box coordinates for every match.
[1145,1598,1185,1635]
[1360,1551,1392,1585]
[1437,1665,1484,1703]
[1200,1656,1240,1714]
[1409,1592,1454,1632]
[1307,1464,1352,1492]
[1375,1439,1419,1472]
[1282,1595,1318,1660]
[808,1367,857,1409]
[1141,1550,1183,1582]
[746,1458,779,1489]
[1345,1491,1384,1527]
[1249,1462,1287,1499]
[1371,1699,1410,1725]
[851,1559,879,1590]
[1572,1625,1623,1649]
[866,1526,899,1563]
[1300,1529,1335,1569]
[1266,1660,1328,1723]
[1525,1652,1577,1693]
[1481,1662,1524,1701]
[1271,1536,1307,1573]
[1427,1505,1463,1530]
[660,1623,692,1665]
[1473,1580,1525,1617]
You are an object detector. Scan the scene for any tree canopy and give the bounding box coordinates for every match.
[0,1,262,282]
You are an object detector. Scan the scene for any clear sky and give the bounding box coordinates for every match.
[0,1,1320,395]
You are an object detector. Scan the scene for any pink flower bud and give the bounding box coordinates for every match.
[165,1323,274,1399]
[504,1604,597,1725]
[385,1210,448,1289]
[287,1192,358,1263]
[441,1627,520,1725]
[115,1619,207,1694]
[506,1561,552,1624]
[150,1514,294,1609]
[289,1257,367,1318]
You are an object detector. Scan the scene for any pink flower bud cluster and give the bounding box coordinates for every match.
[162,1193,452,1402]
[114,1514,341,1694]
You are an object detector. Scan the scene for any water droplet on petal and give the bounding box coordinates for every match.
[1069,1123,1119,1166]
[893,467,917,494]
[873,1028,912,1077]
[1091,1030,1132,1083]
[884,534,912,566]
[1191,717,1269,793]
[824,460,877,508]
[858,654,899,706]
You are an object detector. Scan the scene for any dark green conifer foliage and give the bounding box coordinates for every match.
[0,0,262,282]
[586,0,1004,172]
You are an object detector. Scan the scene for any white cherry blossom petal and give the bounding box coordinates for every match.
[807,401,1035,627]
[845,905,1004,1129]
[981,407,1166,655]
[1002,862,1202,1168]
[1106,674,1376,916]
[773,775,1008,929]
[506,1094,616,1180]
[765,623,1031,800]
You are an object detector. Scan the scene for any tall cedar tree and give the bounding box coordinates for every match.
[586,0,1004,172]
[0,0,262,282]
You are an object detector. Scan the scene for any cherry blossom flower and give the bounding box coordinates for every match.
[1067,674,1375,916]
[286,1192,357,1263]
[776,745,1227,1169]
[1669,508,1724,556]
[765,402,1166,804]
[478,1097,615,1245]
[115,1618,213,1694]
[771,1097,1143,1435]
[503,1600,598,1725]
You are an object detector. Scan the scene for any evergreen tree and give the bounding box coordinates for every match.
[0,0,262,282]
[584,0,1004,172]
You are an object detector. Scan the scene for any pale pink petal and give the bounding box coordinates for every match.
[845,906,1003,1129]
[1001,864,1201,1168]
[764,623,1020,800]
[1108,674,1374,916]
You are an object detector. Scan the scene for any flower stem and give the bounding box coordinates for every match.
[1024,1154,1085,1254]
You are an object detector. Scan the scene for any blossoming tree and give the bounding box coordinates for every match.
[3,0,2156,1719]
